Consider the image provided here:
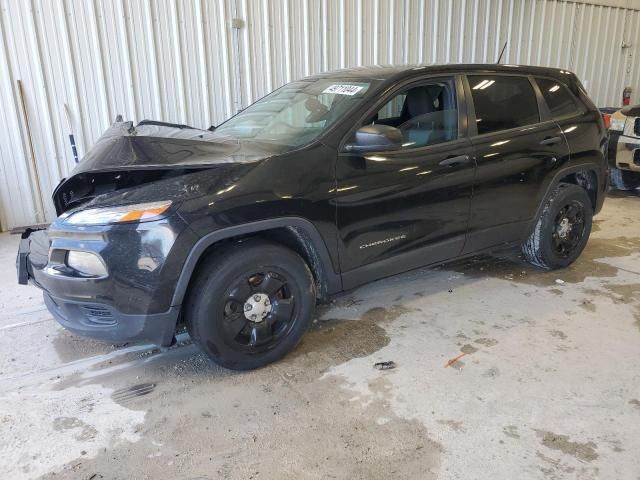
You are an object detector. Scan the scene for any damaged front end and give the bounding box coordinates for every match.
[52,120,260,215]
[17,118,271,346]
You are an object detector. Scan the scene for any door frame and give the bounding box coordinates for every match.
[461,72,555,139]
[337,73,472,154]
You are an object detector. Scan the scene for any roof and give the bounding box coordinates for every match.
[307,64,578,83]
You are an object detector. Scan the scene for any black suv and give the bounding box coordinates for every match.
[17,65,608,369]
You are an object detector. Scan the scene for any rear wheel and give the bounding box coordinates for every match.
[185,240,316,370]
[610,167,640,191]
[522,183,593,270]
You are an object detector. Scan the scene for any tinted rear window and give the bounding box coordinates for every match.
[468,75,540,135]
[535,77,582,119]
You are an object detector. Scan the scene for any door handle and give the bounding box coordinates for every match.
[439,155,471,167]
[540,136,562,146]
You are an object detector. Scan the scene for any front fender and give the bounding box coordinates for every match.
[171,217,342,307]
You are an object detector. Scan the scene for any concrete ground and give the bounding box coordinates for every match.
[1,191,639,480]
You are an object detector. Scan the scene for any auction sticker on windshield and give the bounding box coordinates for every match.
[322,84,365,96]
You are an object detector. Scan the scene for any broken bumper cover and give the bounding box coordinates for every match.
[16,216,198,347]
[17,236,30,285]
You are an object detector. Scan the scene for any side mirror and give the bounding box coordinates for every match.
[345,125,403,153]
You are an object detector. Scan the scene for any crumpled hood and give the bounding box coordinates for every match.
[72,121,282,174]
[53,121,277,214]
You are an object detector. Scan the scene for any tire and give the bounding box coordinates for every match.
[610,167,640,191]
[185,240,316,370]
[522,183,593,270]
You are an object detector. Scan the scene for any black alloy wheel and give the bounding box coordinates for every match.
[186,240,316,370]
[222,270,296,351]
[551,201,586,258]
[522,183,593,270]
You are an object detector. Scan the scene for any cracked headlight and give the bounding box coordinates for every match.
[63,201,172,226]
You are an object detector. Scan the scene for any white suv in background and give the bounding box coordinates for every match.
[608,105,640,190]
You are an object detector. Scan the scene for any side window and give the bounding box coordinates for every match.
[535,77,582,119]
[364,78,458,149]
[376,94,407,121]
[468,75,540,135]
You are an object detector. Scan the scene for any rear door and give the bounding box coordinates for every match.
[533,75,604,168]
[336,75,476,288]
[463,74,570,253]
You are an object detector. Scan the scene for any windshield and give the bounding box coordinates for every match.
[210,78,373,148]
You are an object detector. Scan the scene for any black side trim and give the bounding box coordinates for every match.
[341,236,464,291]
[172,218,342,306]
[462,221,532,254]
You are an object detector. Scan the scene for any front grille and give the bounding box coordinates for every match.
[79,304,116,326]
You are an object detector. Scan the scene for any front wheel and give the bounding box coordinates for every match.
[185,240,316,370]
[522,183,593,270]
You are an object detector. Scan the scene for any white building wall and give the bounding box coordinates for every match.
[1,0,639,230]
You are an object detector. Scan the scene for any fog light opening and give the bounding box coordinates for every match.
[65,250,108,277]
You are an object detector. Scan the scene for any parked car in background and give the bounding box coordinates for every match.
[607,105,640,190]
[17,64,608,370]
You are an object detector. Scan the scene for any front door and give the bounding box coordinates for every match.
[335,76,476,289]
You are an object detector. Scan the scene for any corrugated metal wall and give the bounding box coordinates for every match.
[1,0,639,230]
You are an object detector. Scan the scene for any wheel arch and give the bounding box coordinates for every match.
[530,164,602,232]
[171,218,342,308]
[558,168,598,211]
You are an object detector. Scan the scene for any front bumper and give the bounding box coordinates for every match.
[16,215,199,346]
[43,292,179,346]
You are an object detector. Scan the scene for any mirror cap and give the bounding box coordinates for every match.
[348,124,403,152]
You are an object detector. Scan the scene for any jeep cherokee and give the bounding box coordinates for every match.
[17,64,608,369]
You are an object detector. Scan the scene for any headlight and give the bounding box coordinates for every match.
[66,251,108,277]
[64,201,172,226]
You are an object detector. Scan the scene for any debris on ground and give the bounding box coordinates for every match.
[374,361,397,370]
[555,279,566,285]
[445,352,467,368]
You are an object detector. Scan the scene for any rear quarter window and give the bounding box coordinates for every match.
[468,75,540,135]
[535,77,583,119]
